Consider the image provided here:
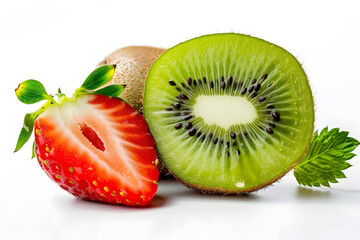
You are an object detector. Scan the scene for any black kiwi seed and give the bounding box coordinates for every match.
[198,79,202,85]
[267,105,275,109]
[209,133,213,139]
[251,93,257,98]
[203,77,207,84]
[220,139,224,145]
[227,152,230,157]
[210,81,214,88]
[226,142,230,148]
[173,103,181,109]
[221,76,224,82]
[252,79,257,84]
[185,122,192,130]
[266,128,274,134]
[244,132,249,137]
[175,123,182,129]
[181,83,186,88]
[184,111,191,115]
[193,80,197,86]
[166,107,173,111]
[187,77,192,86]
[269,123,276,128]
[265,110,271,114]
[259,126,264,130]
[197,132,202,138]
[189,128,197,136]
[254,83,261,91]
[236,150,241,155]
[241,88,247,95]
[239,82,243,87]
[179,94,189,100]
[169,80,176,86]
[227,76,233,85]
[213,137,218,144]
[176,87,181,92]
[184,115,193,121]
[201,135,205,141]
[221,81,225,90]
[272,112,280,121]
[230,132,236,139]
[249,85,255,93]
[261,73,268,80]
[258,97,266,102]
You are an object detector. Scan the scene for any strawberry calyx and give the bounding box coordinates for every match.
[14,65,124,154]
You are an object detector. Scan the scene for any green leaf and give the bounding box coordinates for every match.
[14,100,51,153]
[93,84,125,97]
[32,140,36,159]
[15,80,51,104]
[81,65,115,90]
[14,113,36,152]
[294,127,360,187]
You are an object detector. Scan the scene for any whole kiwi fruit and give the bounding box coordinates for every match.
[97,46,166,112]
[143,33,314,193]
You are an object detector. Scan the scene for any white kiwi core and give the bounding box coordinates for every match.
[193,95,258,130]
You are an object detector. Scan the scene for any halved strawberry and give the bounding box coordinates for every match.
[15,65,159,206]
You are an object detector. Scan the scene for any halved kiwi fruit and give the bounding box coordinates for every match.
[143,33,314,193]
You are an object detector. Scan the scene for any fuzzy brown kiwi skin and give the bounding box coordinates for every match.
[165,140,312,195]
[97,46,166,112]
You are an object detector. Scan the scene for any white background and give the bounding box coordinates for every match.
[1,0,360,239]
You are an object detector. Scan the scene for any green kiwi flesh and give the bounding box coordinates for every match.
[143,33,314,193]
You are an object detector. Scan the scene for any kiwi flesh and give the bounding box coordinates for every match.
[143,33,314,193]
[97,46,166,112]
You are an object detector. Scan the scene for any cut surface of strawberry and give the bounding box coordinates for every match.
[34,94,159,206]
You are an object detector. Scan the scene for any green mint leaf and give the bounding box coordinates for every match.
[93,84,125,97]
[14,113,35,152]
[15,80,51,104]
[294,127,359,187]
[81,65,115,90]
